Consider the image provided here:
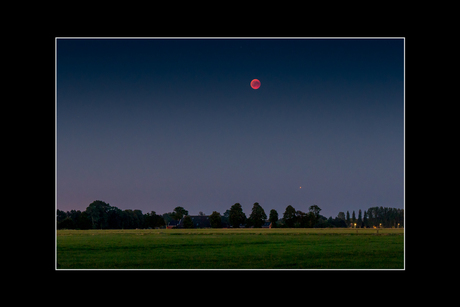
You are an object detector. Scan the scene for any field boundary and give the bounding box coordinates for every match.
[57,228,404,236]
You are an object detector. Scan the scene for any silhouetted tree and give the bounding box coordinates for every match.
[309,205,321,226]
[58,217,75,229]
[172,206,188,221]
[366,206,404,228]
[283,205,296,228]
[336,218,347,228]
[57,209,67,223]
[358,209,363,228]
[295,210,309,227]
[107,206,123,229]
[269,209,278,228]
[209,211,222,228]
[249,202,267,228]
[144,211,165,228]
[85,200,111,229]
[133,209,144,228]
[367,209,374,227]
[229,203,246,228]
[222,209,231,227]
[56,209,91,229]
[337,212,345,221]
[123,210,135,229]
[77,211,92,229]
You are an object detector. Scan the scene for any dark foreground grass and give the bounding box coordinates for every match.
[56,228,404,269]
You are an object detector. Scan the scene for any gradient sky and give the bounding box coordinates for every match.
[56,38,404,218]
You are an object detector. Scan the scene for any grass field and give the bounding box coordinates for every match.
[56,228,404,269]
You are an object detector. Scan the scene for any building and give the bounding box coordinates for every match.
[262,221,272,228]
[175,215,211,228]
[166,219,180,229]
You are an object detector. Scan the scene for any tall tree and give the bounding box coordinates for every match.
[229,203,246,228]
[283,205,296,228]
[296,210,309,228]
[144,211,166,229]
[366,206,403,228]
[209,211,222,228]
[154,213,166,228]
[309,205,322,226]
[222,209,231,227]
[363,210,368,228]
[85,200,111,229]
[346,211,350,227]
[249,202,267,228]
[357,209,363,228]
[367,209,374,227]
[172,206,188,221]
[352,210,356,226]
[337,212,345,221]
[144,211,157,229]
[269,209,278,228]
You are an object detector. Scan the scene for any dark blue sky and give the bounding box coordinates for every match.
[56,38,404,218]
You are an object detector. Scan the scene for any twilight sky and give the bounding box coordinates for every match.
[56,38,404,218]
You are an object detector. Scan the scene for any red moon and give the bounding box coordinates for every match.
[250,79,261,89]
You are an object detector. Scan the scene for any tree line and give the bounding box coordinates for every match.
[57,200,403,230]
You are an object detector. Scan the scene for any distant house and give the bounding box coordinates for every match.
[177,215,212,228]
[262,221,272,228]
[166,219,180,229]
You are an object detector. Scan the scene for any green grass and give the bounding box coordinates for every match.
[56,228,404,269]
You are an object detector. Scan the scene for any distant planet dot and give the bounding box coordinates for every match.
[251,79,260,89]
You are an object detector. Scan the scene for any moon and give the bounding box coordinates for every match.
[250,79,261,89]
